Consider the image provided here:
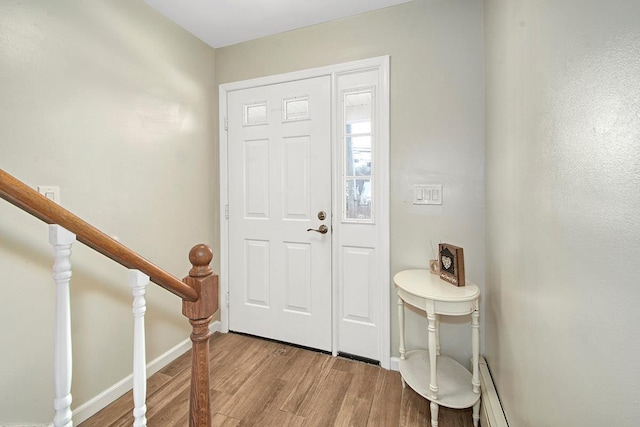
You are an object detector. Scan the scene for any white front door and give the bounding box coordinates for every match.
[227,76,332,351]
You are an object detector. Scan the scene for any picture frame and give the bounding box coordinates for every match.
[439,243,465,286]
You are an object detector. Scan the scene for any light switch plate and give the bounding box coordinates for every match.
[413,184,443,205]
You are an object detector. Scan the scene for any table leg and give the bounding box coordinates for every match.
[435,314,441,356]
[427,312,438,400]
[471,309,480,394]
[473,400,480,427]
[430,401,439,427]
[397,296,407,388]
[398,296,406,361]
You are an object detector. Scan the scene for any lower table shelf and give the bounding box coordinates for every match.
[399,350,480,410]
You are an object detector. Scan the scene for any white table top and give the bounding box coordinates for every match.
[394,269,479,302]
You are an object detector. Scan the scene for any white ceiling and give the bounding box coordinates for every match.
[144,0,415,48]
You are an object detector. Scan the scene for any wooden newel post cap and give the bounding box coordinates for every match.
[189,244,213,278]
[182,244,218,320]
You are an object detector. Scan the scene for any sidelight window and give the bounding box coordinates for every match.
[343,89,374,222]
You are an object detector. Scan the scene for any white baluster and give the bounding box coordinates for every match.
[129,269,149,427]
[49,225,76,427]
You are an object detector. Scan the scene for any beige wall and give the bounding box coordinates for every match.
[0,0,216,422]
[217,0,485,365]
[484,0,640,425]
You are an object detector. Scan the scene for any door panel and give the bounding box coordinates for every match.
[283,136,311,218]
[342,246,376,323]
[227,76,331,351]
[244,240,270,307]
[243,140,270,218]
[283,242,311,313]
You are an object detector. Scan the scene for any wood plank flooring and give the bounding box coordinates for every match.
[79,332,474,426]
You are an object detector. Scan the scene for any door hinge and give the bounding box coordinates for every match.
[224,116,228,131]
[226,291,230,307]
[225,204,229,219]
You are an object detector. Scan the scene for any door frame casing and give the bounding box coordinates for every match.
[218,56,391,368]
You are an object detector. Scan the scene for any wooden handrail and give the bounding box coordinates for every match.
[0,168,198,301]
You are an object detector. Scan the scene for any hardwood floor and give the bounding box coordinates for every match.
[79,332,474,426]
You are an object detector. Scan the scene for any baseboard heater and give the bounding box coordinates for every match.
[479,357,509,427]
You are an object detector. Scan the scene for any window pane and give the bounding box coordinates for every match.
[244,102,267,125]
[349,121,371,134]
[345,136,371,176]
[283,97,309,121]
[345,178,372,220]
[345,92,372,124]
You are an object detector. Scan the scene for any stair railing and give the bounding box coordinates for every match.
[0,168,217,427]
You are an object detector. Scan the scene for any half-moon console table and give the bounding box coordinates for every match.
[394,269,481,427]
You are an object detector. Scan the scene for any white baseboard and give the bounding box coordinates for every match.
[389,356,400,372]
[209,319,222,335]
[0,424,52,427]
[479,356,508,427]
[72,320,221,425]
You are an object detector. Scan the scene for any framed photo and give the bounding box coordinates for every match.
[439,243,465,286]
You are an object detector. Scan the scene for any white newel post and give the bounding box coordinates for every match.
[129,269,149,427]
[49,225,76,427]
